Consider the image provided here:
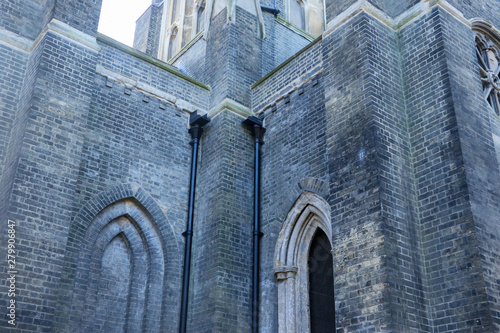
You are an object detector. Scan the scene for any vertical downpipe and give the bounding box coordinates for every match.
[180,111,211,333]
[243,116,266,333]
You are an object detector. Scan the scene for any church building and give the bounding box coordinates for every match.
[1,0,500,332]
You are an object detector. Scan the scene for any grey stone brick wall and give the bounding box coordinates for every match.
[0,38,44,267]
[204,8,230,109]
[257,70,329,333]
[134,5,154,52]
[439,7,500,329]
[322,13,395,332]
[146,3,164,57]
[189,110,254,332]
[252,38,322,112]
[253,3,500,331]
[204,6,263,109]
[261,13,312,76]
[0,46,28,183]
[335,14,426,331]
[399,7,492,331]
[0,13,209,333]
[447,0,500,29]
[366,0,420,18]
[53,185,184,333]
[175,11,311,84]
[325,0,420,22]
[0,37,44,333]
[173,37,207,81]
[2,1,500,332]
[0,31,99,332]
[227,7,262,107]
[0,0,54,40]
[325,0,358,24]
[133,3,163,57]
[53,0,102,37]
[98,39,209,109]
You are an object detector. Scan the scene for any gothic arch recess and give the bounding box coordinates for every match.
[274,191,334,333]
[53,184,180,333]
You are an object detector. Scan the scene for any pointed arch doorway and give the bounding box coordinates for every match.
[274,191,335,333]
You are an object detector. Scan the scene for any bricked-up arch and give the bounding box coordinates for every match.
[53,184,180,333]
[274,191,334,333]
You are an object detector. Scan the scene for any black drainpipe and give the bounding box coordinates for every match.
[179,111,211,333]
[261,0,280,16]
[243,116,266,333]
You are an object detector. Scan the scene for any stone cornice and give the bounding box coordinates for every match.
[0,27,33,52]
[48,19,101,51]
[324,0,471,39]
[0,18,100,53]
[254,70,323,117]
[168,30,204,64]
[97,33,211,91]
[208,98,253,119]
[96,65,205,114]
[275,16,315,42]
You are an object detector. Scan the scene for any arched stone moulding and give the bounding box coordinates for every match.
[273,191,333,333]
[471,18,500,45]
[53,184,180,333]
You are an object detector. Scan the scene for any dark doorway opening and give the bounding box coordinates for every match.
[308,229,335,332]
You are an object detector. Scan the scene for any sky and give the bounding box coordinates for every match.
[98,0,154,46]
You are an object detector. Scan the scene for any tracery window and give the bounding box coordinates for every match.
[474,26,500,116]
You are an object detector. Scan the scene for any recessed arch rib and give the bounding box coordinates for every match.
[53,184,180,333]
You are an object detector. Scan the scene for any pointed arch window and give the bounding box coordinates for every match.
[473,21,500,116]
[168,26,178,60]
[195,1,206,34]
[290,0,305,31]
[171,0,179,23]
[274,191,335,333]
[287,0,325,37]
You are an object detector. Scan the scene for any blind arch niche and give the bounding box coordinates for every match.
[54,184,180,333]
[274,191,335,333]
